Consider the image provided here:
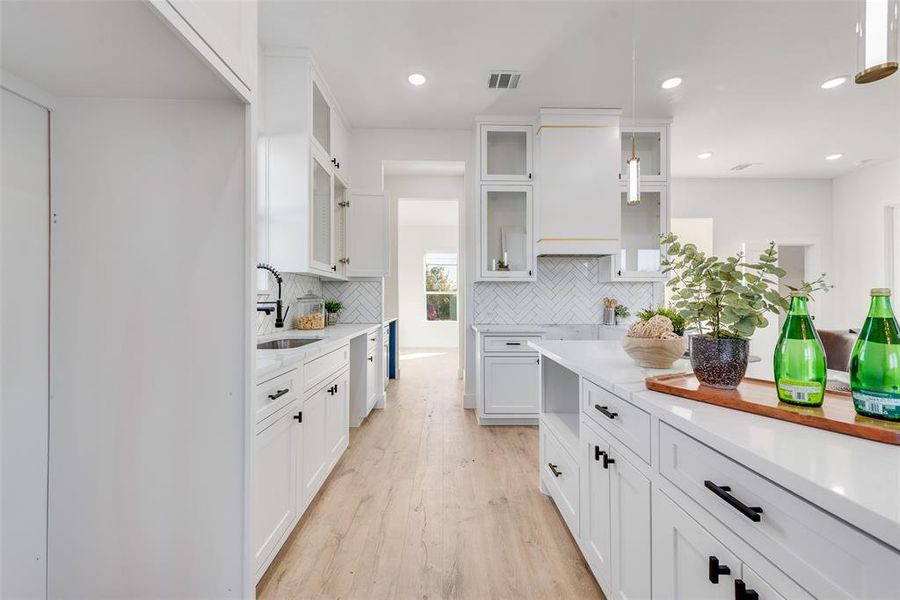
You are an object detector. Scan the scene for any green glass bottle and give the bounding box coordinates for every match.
[773,291,826,406]
[850,288,900,421]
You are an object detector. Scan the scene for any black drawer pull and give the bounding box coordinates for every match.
[734,579,759,600]
[708,555,731,584]
[548,463,562,477]
[602,452,615,469]
[368,356,374,362]
[268,388,289,401]
[594,404,618,419]
[292,411,302,424]
[505,342,521,346]
[704,480,763,522]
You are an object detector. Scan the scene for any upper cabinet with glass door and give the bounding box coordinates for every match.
[480,185,534,280]
[480,124,533,182]
[619,124,668,183]
[599,186,668,281]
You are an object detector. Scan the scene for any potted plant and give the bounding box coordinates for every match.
[661,233,829,389]
[324,299,343,327]
[622,311,688,368]
[614,304,630,325]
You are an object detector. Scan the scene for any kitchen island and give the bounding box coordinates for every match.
[529,340,900,600]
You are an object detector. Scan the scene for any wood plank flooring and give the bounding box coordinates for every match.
[257,348,604,600]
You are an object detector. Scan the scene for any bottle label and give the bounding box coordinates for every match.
[777,379,824,404]
[852,389,900,418]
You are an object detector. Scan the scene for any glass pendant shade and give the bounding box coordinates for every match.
[627,135,640,205]
[855,0,899,84]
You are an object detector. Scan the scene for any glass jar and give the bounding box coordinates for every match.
[295,294,325,330]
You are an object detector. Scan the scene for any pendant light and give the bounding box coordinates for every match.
[855,0,899,84]
[626,0,641,205]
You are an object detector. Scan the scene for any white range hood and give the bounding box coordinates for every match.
[535,108,622,256]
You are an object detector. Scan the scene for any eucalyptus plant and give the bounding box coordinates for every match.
[660,233,831,340]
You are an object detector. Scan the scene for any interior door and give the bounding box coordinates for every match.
[1,88,50,599]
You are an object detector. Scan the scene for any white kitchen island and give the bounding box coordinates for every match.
[530,340,900,600]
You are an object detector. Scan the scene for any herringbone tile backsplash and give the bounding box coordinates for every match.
[473,257,659,325]
[257,274,383,335]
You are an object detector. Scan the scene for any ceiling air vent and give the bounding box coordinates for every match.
[730,162,761,171]
[488,71,521,89]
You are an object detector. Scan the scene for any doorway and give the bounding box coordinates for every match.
[777,245,807,327]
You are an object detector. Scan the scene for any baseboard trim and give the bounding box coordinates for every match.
[463,393,476,410]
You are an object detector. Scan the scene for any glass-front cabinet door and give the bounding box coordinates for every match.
[481,125,533,182]
[617,186,667,279]
[311,79,331,156]
[310,152,334,274]
[620,126,667,182]
[480,185,534,279]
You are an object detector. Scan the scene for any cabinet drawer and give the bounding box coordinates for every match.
[255,369,299,423]
[583,379,650,464]
[305,344,349,392]
[483,335,541,353]
[659,422,900,599]
[541,422,579,537]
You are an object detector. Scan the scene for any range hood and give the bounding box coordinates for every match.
[535,109,622,256]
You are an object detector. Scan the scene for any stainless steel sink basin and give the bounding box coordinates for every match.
[257,338,322,350]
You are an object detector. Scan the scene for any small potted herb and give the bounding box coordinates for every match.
[614,304,630,325]
[324,299,343,327]
[661,233,829,389]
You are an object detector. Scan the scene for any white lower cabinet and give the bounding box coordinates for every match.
[483,355,540,414]
[580,420,650,600]
[652,487,739,600]
[326,371,350,467]
[366,349,377,411]
[299,384,328,509]
[253,402,300,577]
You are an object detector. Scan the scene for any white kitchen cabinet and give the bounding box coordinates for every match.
[311,77,331,157]
[253,403,299,577]
[152,0,257,99]
[346,191,390,277]
[483,355,541,414]
[480,185,534,280]
[535,109,621,256]
[299,385,328,509]
[366,349,377,412]
[620,125,667,183]
[652,487,739,600]
[326,371,349,468]
[310,149,335,274]
[331,112,350,180]
[333,173,349,277]
[609,449,651,600]
[580,427,612,588]
[599,185,668,282]
[480,124,533,182]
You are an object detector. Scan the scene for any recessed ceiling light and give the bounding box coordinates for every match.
[661,77,683,89]
[821,76,847,89]
[697,151,713,160]
[825,153,844,161]
[408,73,426,86]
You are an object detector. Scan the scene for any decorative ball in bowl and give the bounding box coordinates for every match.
[621,315,688,369]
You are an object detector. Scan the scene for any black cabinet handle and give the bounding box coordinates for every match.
[594,445,603,462]
[704,481,763,522]
[505,342,521,346]
[602,452,615,469]
[734,579,759,600]
[331,264,337,272]
[594,404,618,419]
[268,388,289,401]
[370,337,376,341]
[548,463,562,477]
[528,269,532,276]
[528,172,532,179]
[617,270,622,276]
[292,411,302,423]
[368,356,374,362]
[708,555,731,584]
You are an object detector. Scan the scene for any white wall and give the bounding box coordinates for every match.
[350,129,476,399]
[399,216,459,348]
[832,158,900,327]
[671,178,836,328]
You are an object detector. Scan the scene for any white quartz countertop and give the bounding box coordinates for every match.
[256,323,381,382]
[528,339,900,550]
[528,339,689,394]
[473,323,629,340]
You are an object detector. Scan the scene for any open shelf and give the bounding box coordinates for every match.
[541,355,581,455]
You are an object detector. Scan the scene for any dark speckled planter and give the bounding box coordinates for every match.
[690,335,750,389]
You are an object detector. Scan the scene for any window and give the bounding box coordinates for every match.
[424,252,458,321]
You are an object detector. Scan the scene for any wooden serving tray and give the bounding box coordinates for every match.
[645,373,900,445]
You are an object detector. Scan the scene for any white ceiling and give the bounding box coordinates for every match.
[398,198,459,226]
[1,1,235,100]
[260,0,900,179]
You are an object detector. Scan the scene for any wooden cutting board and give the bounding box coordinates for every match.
[645,373,900,445]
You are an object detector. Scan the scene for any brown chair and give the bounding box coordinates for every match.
[817,329,858,372]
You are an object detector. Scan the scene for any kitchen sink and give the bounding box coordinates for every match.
[257,338,322,350]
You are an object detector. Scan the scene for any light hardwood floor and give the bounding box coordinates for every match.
[257,348,604,600]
